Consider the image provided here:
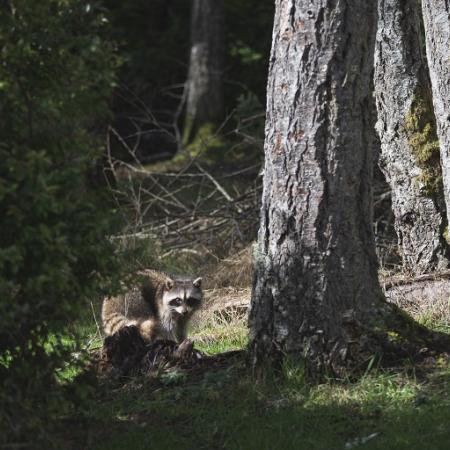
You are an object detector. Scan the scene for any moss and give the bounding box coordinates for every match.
[443,226,450,245]
[386,330,404,344]
[178,123,256,166]
[184,123,226,159]
[404,88,442,197]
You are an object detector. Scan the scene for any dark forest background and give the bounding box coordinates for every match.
[108,0,273,163]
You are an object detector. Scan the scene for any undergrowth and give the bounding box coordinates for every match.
[53,287,450,450]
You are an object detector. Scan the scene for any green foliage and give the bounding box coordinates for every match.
[230,40,264,64]
[0,1,121,445]
[405,88,442,197]
[225,0,274,104]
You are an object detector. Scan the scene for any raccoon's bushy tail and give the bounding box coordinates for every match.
[138,318,159,342]
[103,313,159,343]
[102,310,138,336]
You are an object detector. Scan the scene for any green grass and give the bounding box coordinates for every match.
[57,313,450,450]
[417,313,450,334]
[192,323,248,355]
[53,295,450,450]
[65,361,450,450]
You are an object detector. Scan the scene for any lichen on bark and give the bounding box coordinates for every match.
[405,88,442,198]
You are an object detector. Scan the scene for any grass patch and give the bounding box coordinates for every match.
[192,322,248,355]
[191,301,249,355]
[57,281,450,450]
[417,313,450,334]
[64,359,450,450]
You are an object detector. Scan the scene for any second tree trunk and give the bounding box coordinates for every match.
[184,0,225,143]
[422,0,450,240]
[374,0,448,274]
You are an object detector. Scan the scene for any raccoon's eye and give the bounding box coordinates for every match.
[186,297,200,307]
[169,298,182,307]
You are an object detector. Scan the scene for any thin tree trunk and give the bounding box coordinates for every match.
[184,0,225,143]
[421,1,450,231]
[249,0,383,375]
[374,0,448,274]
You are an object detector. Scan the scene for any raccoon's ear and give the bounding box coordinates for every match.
[166,278,174,290]
[193,277,202,288]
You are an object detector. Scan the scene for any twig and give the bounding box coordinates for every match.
[195,163,243,214]
[382,270,450,290]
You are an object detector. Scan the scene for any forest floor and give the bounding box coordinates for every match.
[58,253,450,450]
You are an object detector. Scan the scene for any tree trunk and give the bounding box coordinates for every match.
[421,1,450,231]
[184,0,225,143]
[249,0,383,375]
[374,0,448,274]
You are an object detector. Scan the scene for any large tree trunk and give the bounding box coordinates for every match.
[374,0,448,274]
[184,0,225,143]
[249,0,383,375]
[421,1,450,231]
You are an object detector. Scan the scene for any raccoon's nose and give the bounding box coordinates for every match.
[181,309,189,316]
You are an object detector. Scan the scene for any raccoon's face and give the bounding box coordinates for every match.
[162,277,202,318]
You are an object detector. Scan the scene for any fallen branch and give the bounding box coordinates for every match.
[382,270,450,290]
[195,163,243,214]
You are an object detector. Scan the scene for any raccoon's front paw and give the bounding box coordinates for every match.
[138,319,159,342]
[174,339,194,359]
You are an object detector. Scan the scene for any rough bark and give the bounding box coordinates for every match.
[374,0,448,274]
[184,0,225,142]
[249,0,383,374]
[421,1,450,230]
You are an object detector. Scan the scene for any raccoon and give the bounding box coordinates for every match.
[102,269,202,343]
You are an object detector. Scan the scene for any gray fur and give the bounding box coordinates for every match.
[102,269,202,343]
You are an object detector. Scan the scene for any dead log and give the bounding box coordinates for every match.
[98,325,241,378]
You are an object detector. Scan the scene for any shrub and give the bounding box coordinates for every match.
[0,1,121,445]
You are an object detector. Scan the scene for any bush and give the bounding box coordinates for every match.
[0,1,121,445]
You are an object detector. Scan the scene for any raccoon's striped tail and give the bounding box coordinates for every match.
[138,318,163,342]
[102,311,138,336]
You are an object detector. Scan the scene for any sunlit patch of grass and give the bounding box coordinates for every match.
[193,323,248,355]
[417,312,450,334]
[191,303,249,355]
